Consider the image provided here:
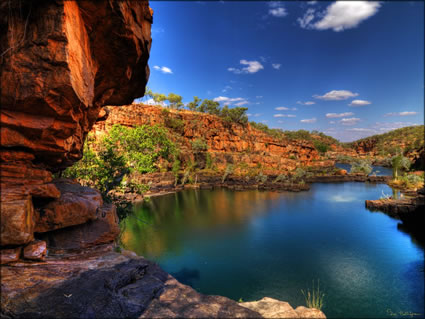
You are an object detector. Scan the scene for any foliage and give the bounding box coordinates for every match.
[63,125,176,194]
[222,164,234,183]
[350,159,372,175]
[391,154,411,179]
[172,159,181,186]
[291,167,313,183]
[106,124,176,174]
[191,138,208,152]
[255,172,268,184]
[199,99,221,115]
[313,140,329,154]
[164,116,185,134]
[63,133,127,193]
[221,105,249,124]
[273,174,289,183]
[346,125,424,156]
[301,280,325,311]
[187,96,201,111]
[167,93,183,109]
[206,153,214,170]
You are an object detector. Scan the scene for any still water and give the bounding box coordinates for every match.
[335,163,393,176]
[121,183,424,318]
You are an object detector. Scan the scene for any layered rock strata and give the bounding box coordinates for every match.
[0,0,152,248]
[93,104,324,174]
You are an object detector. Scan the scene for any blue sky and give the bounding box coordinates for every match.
[140,1,424,142]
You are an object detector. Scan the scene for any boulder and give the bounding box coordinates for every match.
[44,203,120,250]
[240,297,326,318]
[34,180,103,233]
[23,240,47,261]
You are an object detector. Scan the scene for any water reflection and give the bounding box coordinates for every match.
[121,189,291,258]
[120,184,424,318]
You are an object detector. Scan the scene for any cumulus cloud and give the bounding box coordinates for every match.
[340,117,360,125]
[228,60,264,74]
[222,85,232,93]
[274,114,296,118]
[326,112,354,118]
[300,118,317,123]
[272,63,282,70]
[153,65,173,74]
[315,1,381,32]
[247,113,262,117]
[314,90,359,100]
[213,96,249,106]
[349,99,371,106]
[384,111,418,117]
[268,2,287,17]
[297,101,316,105]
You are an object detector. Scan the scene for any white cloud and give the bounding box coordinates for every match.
[346,128,375,132]
[268,2,287,18]
[326,112,354,118]
[314,90,359,100]
[298,8,316,29]
[315,1,381,32]
[301,118,317,123]
[256,95,263,98]
[235,101,249,106]
[384,111,418,117]
[274,114,296,118]
[144,98,167,107]
[349,99,371,106]
[248,113,262,117]
[297,101,316,105]
[329,121,336,124]
[228,60,264,74]
[275,106,297,111]
[213,96,249,106]
[340,117,360,125]
[153,65,173,74]
[272,63,282,70]
[297,2,381,32]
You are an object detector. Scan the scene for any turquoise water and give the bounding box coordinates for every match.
[121,183,424,318]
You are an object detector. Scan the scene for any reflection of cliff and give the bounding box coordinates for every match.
[121,189,302,257]
[93,104,324,173]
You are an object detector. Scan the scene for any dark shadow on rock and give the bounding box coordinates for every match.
[4,259,168,319]
[170,267,200,287]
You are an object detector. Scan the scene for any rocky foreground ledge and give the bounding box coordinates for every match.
[1,244,325,319]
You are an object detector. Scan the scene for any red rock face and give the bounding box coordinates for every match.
[0,1,152,247]
[93,105,321,174]
[23,240,47,261]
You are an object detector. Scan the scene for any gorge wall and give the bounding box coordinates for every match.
[1,0,152,248]
[93,104,325,175]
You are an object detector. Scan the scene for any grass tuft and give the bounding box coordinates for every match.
[301,280,325,310]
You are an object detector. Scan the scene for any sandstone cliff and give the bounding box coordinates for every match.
[1,0,152,248]
[93,104,324,174]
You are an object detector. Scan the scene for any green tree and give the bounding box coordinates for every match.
[199,99,220,115]
[187,96,201,111]
[152,92,167,104]
[391,154,411,179]
[167,93,183,109]
[221,106,248,124]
